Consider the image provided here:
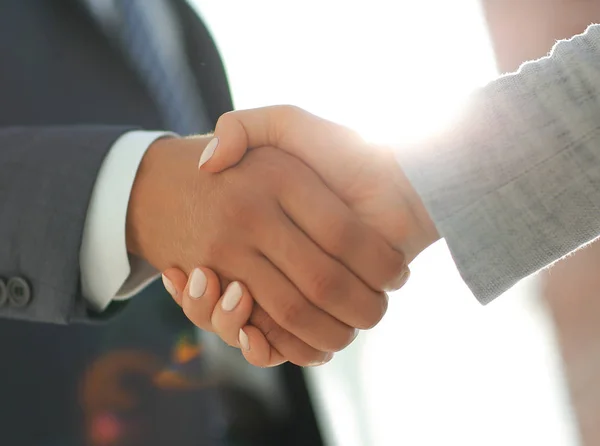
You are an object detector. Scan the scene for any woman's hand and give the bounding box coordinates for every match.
[161,267,328,367]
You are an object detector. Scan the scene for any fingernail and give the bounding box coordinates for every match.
[221,282,243,312]
[384,268,411,292]
[198,137,219,168]
[162,274,177,297]
[189,268,207,299]
[239,328,250,352]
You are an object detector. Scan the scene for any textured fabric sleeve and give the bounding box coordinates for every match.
[396,24,600,304]
[0,126,133,323]
[80,130,174,312]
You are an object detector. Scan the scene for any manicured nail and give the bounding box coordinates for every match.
[198,137,218,168]
[221,282,243,312]
[189,268,207,299]
[384,268,411,292]
[162,274,177,297]
[239,328,250,352]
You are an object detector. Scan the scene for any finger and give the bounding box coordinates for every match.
[201,106,368,195]
[239,325,287,368]
[197,112,252,172]
[210,281,254,347]
[210,281,283,367]
[236,253,356,354]
[200,106,309,173]
[279,163,408,292]
[178,256,331,366]
[249,304,329,367]
[214,250,335,365]
[180,267,223,333]
[162,268,188,307]
[262,209,389,331]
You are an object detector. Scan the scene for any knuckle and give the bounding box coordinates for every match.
[387,247,407,276]
[270,105,305,145]
[325,327,357,352]
[278,104,303,116]
[250,307,283,347]
[215,110,237,130]
[308,268,343,306]
[251,305,326,367]
[380,248,407,288]
[277,298,307,329]
[358,292,388,330]
[276,104,304,125]
[325,218,360,257]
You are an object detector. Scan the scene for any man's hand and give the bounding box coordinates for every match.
[126,136,407,367]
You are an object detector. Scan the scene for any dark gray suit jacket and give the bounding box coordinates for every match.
[0,0,233,324]
[0,4,327,446]
[0,0,238,443]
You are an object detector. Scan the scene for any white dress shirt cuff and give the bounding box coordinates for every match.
[80,130,176,312]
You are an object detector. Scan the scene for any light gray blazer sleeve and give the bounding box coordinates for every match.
[0,126,132,323]
[397,24,600,304]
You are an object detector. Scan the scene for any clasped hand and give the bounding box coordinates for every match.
[128,106,439,368]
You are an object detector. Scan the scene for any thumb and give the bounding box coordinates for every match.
[198,106,285,173]
[197,111,251,172]
[198,106,370,194]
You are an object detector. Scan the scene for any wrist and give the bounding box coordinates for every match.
[126,137,171,260]
[379,148,440,262]
[125,135,211,266]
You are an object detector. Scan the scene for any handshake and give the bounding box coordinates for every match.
[127,106,440,367]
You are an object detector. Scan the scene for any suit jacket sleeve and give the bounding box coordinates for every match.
[397,24,600,304]
[0,125,133,324]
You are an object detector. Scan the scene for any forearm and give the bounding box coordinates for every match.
[398,24,600,302]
